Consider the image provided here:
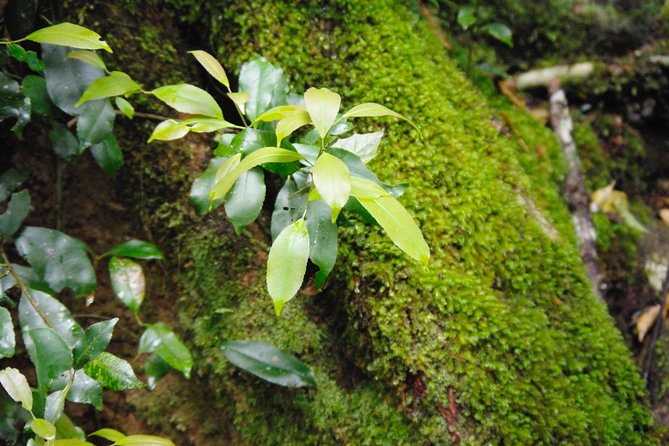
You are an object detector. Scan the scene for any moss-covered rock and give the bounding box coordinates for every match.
[53,0,658,444]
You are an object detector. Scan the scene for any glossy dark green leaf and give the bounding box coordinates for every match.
[67,369,102,410]
[0,265,17,299]
[42,44,105,116]
[271,174,309,241]
[231,128,275,155]
[221,340,315,387]
[457,5,477,30]
[0,71,31,137]
[83,352,144,391]
[90,133,123,174]
[144,353,170,391]
[15,227,96,296]
[0,308,16,359]
[480,22,513,47]
[189,157,227,215]
[49,122,82,162]
[19,290,84,348]
[238,55,288,121]
[44,389,65,423]
[8,44,45,72]
[26,327,73,393]
[306,200,338,289]
[224,167,265,234]
[10,264,54,295]
[139,323,192,379]
[328,148,406,198]
[73,318,118,368]
[76,99,115,150]
[106,240,164,260]
[0,190,30,240]
[108,257,145,314]
[0,168,28,203]
[22,75,56,117]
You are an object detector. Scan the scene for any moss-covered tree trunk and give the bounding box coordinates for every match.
[40,0,657,444]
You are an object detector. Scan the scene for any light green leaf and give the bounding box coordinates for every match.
[76,73,141,106]
[114,434,175,446]
[83,352,144,391]
[304,87,340,139]
[26,327,73,393]
[44,389,65,423]
[312,153,350,222]
[306,200,337,289]
[276,110,311,146]
[253,105,305,126]
[333,130,383,164]
[53,440,95,446]
[148,119,189,142]
[267,218,310,315]
[54,413,86,441]
[106,240,164,260]
[182,116,239,133]
[73,318,118,368]
[25,23,112,52]
[140,323,192,379]
[0,308,15,358]
[457,5,477,30]
[15,227,96,296]
[76,99,115,149]
[0,367,33,411]
[210,148,302,202]
[228,92,250,115]
[350,175,387,199]
[0,189,30,240]
[189,50,229,89]
[108,257,145,314]
[480,22,513,47]
[89,428,126,442]
[19,289,84,348]
[115,97,134,119]
[49,122,81,162]
[353,183,429,264]
[31,418,56,440]
[238,55,288,121]
[67,50,107,70]
[221,340,316,387]
[90,133,123,174]
[342,102,419,134]
[224,168,266,234]
[151,84,222,119]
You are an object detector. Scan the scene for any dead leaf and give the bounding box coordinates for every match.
[637,305,660,342]
[659,208,669,227]
[498,80,526,109]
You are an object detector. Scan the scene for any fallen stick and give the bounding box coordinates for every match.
[514,63,594,90]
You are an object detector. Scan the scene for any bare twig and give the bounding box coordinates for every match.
[643,267,669,381]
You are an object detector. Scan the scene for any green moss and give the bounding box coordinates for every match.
[65,0,658,443]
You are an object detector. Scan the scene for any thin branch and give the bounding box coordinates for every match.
[643,266,669,381]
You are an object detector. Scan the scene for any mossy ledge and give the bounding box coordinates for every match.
[60,0,657,444]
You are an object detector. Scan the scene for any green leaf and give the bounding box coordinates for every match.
[115,97,134,119]
[108,257,145,314]
[8,44,45,72]
[76,99,115,149]
[106,240,164,260]
[275,110,311,146]
[189,50,229,89]
[342,102,419,134]
[182,116,239,133]
[332,130,383,164]
[271,174,309,240]
[267,218,310,315]
[54,413,86,441]
[210,148,302,202]
[83,352,144,391]
[73,318,118,368]
[114,435,175,446]
[25,23,112,52]
[91,133,123,174]
[224,168,266,233]
[312,153,350,222]
[31,418,56,440]
[230,128,275,155]
[19,290,84,348]
[0,190,31,240]
[480,22,513,47]
[151,84,222,119]
[67,369,102,410]
[49,122,82,162]
[0,367,32,411]
[228,92,250,115]
[457,5,477,30]
[67,50,106,70]
[76,73,141,106]
[221,340,316,387]
[22,75,56,117]
[0,308,15,358]
[89,428,126,442]
[144,353,171,390]
[139,323,192,379]
[15,227,96,296]
[253,105,305,126]
[148,119,189,142]
[42,44,105,116]
[306,200,338,289]
[26,327,73,393]
[44,389,65,423]
[238,55,288,121]
[0,168,28,203]
[53,440,94,446]
[351,179,429,264]
[189,157,228,215]
[0,71,31,137]
[304,87,341,139]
